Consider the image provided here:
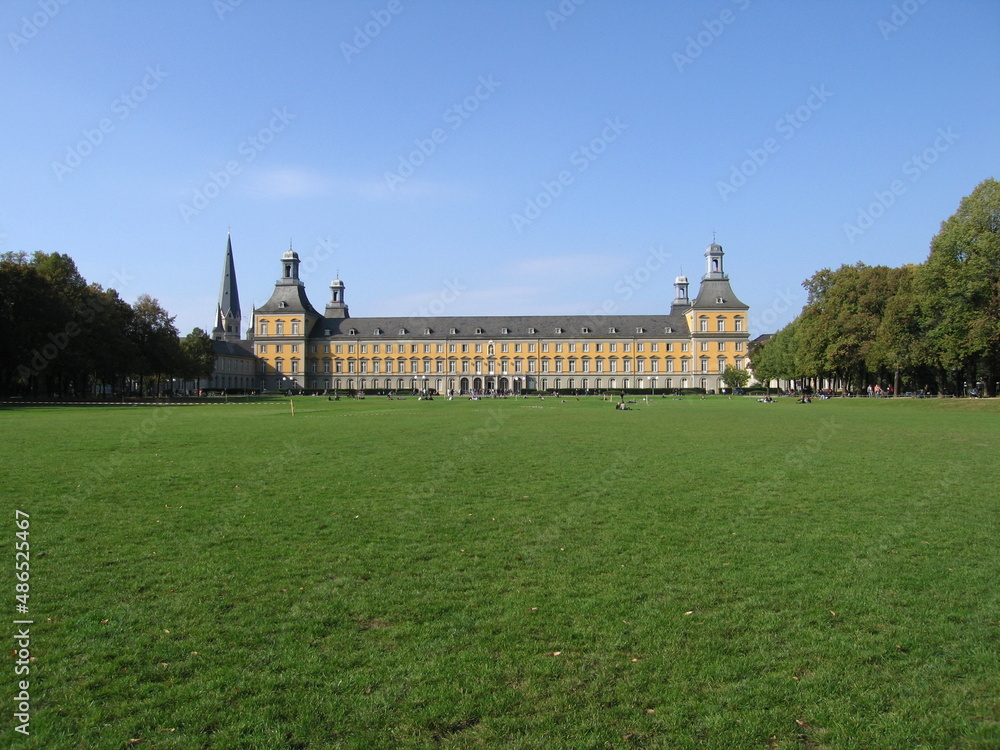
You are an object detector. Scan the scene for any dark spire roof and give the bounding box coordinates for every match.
[217,233,241,320]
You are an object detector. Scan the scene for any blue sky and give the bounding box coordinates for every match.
[2,0,998,337]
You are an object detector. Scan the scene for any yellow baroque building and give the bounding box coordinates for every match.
[217,240,750,395]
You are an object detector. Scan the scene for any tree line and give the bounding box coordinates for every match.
[750,179,1000,396]
[0,252,216,398]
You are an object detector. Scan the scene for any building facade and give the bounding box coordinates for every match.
[240,240,750,394]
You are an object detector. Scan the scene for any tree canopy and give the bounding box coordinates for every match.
[750,178,999,395]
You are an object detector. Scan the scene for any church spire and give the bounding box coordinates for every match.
[212,233,242,342]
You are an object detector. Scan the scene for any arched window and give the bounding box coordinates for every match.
[259,321,269,335]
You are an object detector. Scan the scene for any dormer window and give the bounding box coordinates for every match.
[399,328,407,335]
[716,297,725,304]
[424,328,431,335]
[528,327,536,334]
[476,327,484,335]
[609,327,618,334]
[323,329,330,336]
[665,327,673,334]
[374,328,382,335]
[450,328,458,335]
[555,327,563,334]
[279,301,288,308]
[581,327,590,334]
[501,327,509,334]
[348,328,357,336]
[636,327,644,334]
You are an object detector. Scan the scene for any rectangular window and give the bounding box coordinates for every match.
[449,343,456,353]
[583,343,590,352]
[569,343,576,353]
[515,343,522,353]
[681,359,689,373]
[701,342,709,351]
[462,361,470,373]
[718,342,726,351]
[291,361,298,373]
[717,319,726,332]
[528,343,536,353]
[682,343,689,352]
[636,343,644,352]
[323,344,330,353]
[309,345,317,354]
[386,344,393,354]
[515,359,523,373]
[411,345,418,354]
[335,345,343,354]
[436,344,444,353]
[360,345,367,354]
[475,343,483,353]
[501,343,509,353]
[651,343,658,352]
[276,344,283,353]
[623,343,630,352]
[292,345,299,353]
[542,344,549,353]
[424,344,431,354]
[259,345,268,354]
[461,344,469,353]
[323,360,331,373]
[555,344,562,353]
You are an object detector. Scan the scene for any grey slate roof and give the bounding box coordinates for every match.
[308,313,692,340]
[255,283,321,317]
[689,278,749,310]
[212,339,255,359]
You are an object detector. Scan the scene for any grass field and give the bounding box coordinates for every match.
[3,395,999,749]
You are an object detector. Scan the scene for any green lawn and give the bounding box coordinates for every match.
[4,396,999,749]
